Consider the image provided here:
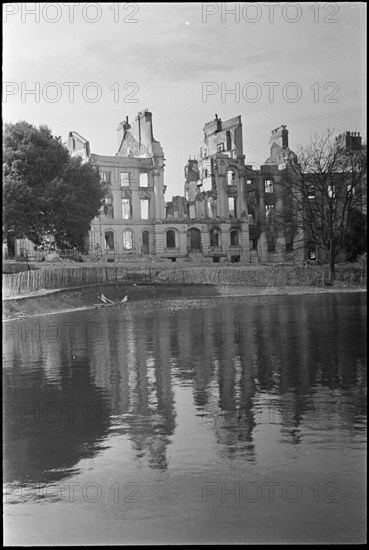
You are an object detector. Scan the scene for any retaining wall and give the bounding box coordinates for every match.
[3,264,366,298]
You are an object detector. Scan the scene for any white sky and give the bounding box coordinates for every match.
[3,2,367,197]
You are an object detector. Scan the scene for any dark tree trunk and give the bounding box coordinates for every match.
[329,248,335,284]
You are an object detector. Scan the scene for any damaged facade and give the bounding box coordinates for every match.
[67,110,308,263]
[167,114,249,263]
[65,110,366,264]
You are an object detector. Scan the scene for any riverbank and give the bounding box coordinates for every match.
[2,281,366,321]
[3,262,366,299]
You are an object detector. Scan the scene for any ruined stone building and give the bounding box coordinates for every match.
[166,116,304,263]
[5,110,364,263]
[65,110,365,264]
[68,110,166,258]
[166,114,250,262]
[65,111,300,262]
[67,110,305,263]
[245,125,304,263]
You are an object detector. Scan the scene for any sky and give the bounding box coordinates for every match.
[3,2,367,197]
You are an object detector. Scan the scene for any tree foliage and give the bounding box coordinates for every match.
[278,131,367,280]
[3,121,106,252]
[343,208,367,262]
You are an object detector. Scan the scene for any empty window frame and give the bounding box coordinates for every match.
[267,234,276,252]
[105,231,114,251]
[265,179,274,193]
[226,130,232,151]
[328,184,335,198]
[166,230,177,248]
[210,228,220,247]
[103,197,114,219]
[123,230,134,250]
[265,204,274,223]
[250,236,258,250]
[139,173,148,187]
[101,171,111,184]
[228,197,237,217]
[227,170,236,186]
[120,172,130,187]
[140,199,149,219]
[285,234,293,252]
[122,198,132,219]
[207,197,215,218]
[230,229,240,247]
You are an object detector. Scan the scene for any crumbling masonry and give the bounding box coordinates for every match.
[66,110,341,263]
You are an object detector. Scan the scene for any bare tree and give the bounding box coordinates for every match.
[279,131,367,282]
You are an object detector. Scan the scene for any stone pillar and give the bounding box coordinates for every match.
[240,223,250,263]
[154,223,164,255]
[258,232,267,263]
[153,166,166,220]
[238,168,248,218]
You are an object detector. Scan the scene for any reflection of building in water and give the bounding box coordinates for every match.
[172,304,258,461]
[210,304,257,460]
[120,312,176,470]
[84,308,177,470]
[4,294,366,482]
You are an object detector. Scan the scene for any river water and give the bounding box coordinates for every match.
[3,292,367,544]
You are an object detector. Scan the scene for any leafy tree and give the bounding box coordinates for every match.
[3,121,106,252]
[343,208,367,262]
[278,131,367,282]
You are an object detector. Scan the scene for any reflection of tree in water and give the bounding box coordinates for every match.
[250,294,367,442]
[3,354,112,485]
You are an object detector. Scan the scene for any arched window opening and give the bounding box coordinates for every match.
[142,230,150,254]
[105,231,114,251]
[267,234,276,253]
[166,230,176,249]
[285,234,293,252]
[123,230,134,250]
[187,228,201,251]
[210,228,220,247]
[230,229,239,247]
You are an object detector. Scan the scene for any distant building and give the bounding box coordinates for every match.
[84,110,166,258]
[67,131,90,163]
[172,114,249,263]
[8,110,364,264]
[69,111,305,263]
